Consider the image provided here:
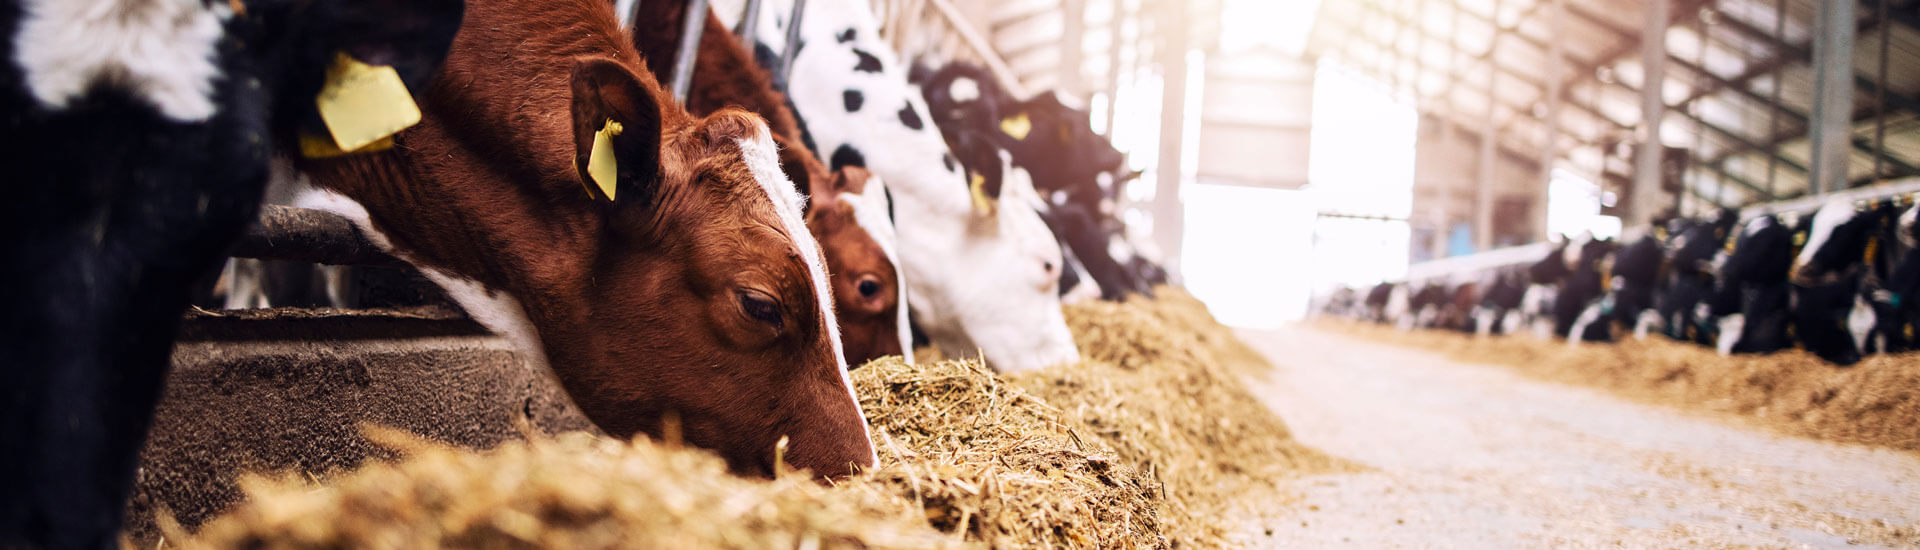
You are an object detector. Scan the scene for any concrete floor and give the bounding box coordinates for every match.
[1235,326,1920,549]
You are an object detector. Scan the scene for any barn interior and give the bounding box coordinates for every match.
[9,0,1920,547]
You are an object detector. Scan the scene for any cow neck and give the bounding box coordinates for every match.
[301,0,693,332]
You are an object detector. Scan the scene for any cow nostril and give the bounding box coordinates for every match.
[858,278,881,297]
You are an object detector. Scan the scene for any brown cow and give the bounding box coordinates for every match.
[632,5,909,366]
[296,0,875,478]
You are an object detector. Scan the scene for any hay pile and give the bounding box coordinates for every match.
[160,290,1315,548]
[1014,291,1340,545]
[168,429,950,549]
[1329,322,1920,452]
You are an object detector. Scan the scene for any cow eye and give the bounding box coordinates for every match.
[737,289,784,330]
[857,276,882,298]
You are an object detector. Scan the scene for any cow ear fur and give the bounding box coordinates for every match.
[570,56,663,206]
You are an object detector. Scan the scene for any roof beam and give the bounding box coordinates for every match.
[1690,2,1920,116]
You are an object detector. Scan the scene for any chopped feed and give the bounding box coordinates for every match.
[1327,321,1920,452]
[156,291,1317,548]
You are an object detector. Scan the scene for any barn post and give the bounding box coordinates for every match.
[1475,0,1500,253]
[1060,0,1087,98]
[778,0,808,85]
[735,0,764,41]
[1631,0,1668,228]
[1151,0,1189,272]
[669,0,711,104]
[1807,0,1856,196]
[1102,0,1126,136]
[1538,0,1564,243]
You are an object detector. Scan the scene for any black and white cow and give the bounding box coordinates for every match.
[1788,198,1889,365]
[1559,234,1617,342]
[914,60,1158,301]
[1608,225,1667,339]
[1475,268,1527,336]
[731,0,1079,373]
[1655,210,1736,345]
[0,0,461,546]
[1364,281,1396,323]
[1715,215,1799,355]
[1868,201,1920,353]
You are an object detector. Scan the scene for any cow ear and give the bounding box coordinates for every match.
[281,0,463,144]
[570,57,664,205]
[831,166,872,194]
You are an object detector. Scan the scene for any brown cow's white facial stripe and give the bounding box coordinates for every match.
[843,175,913,363]
[734,124,879,465]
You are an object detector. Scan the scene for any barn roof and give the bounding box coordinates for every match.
[1304,0,1920,210]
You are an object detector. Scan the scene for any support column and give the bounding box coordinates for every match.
[1060,0,1086,98]
[1152,1,1189,271]
[1808,0,1856,195]
[1476,0,1501,253]
[1538,0,1564,242]
[1631,0,1668,228]
[1102,0,1126,135]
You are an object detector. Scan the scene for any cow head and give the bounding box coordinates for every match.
[751,0,1080,373]
[1794,197,1885,284]
[561,61,875,477]
[303,0,876,479]
[784,150,911,366]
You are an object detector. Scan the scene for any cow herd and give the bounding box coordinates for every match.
[1321,196,1920,367]
[0,0,1165,546]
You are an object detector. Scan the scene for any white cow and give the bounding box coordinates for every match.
[719,0,1079,373]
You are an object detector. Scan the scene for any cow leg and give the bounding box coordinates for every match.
[1,242,205,548]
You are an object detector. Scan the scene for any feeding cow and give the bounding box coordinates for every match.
[1608,222,1668,340]
[729,0,1080,373]
[1654,210,1736,345]
[1787,198,1889,365]
[1558,234,1617,342]
[1869,201,1920,353]
[629,3,909,365]
[913,61,1159,301]
[1713,215,1799,355]
[296,0,875,479]
[0,0,464,546]
[1475,269,1527,336]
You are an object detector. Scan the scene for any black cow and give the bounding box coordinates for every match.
[1364,281,1396,323]
[1476,269,1527,335]
[1869,202,1920,353]
[1789,199,1894,365]
[1656,210,1736,344]
[1558,235,1617,341]
[1608,230,1665,338]
[1715,215,1799,354]
[0,1,462,546]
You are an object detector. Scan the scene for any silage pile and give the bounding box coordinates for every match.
[161,290,1316,549]
[1329,321,1920,452]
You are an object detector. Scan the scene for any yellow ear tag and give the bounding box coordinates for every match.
[299,133,393,159]
[999,112,1032,140]
[968,173,994,215]
[315,52,422,153]
[586,119,624,201]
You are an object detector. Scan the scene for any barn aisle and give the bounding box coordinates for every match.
[1234,327,1920,548]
